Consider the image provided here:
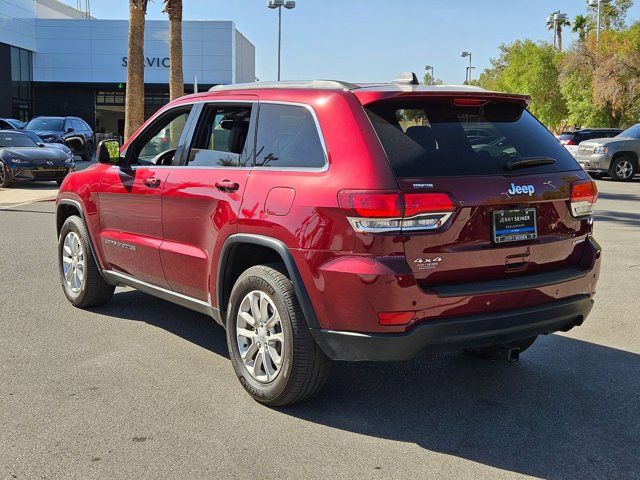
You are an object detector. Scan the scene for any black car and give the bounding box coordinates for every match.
[0,131,75,187]
[25,116,94,161]
[557,128,622,146]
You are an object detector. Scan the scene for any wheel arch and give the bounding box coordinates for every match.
[56,198,106,273]
[217,234,320,329]
[611,150,639,168]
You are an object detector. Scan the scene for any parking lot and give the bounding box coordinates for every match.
[0,178,638,479]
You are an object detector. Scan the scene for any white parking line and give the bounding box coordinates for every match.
[0,199,50,210]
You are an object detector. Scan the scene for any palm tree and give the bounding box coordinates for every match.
[546,10,570,50]
[124,0,148,141]
[163,0,184,101]
[573,14,591,41]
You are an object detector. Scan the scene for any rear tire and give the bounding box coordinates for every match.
[609,156,637,182]
[0,162,12,188]
[226,264,331,406]
[80,141,93,162]
[588,172,604,179]
[58,215,114,308]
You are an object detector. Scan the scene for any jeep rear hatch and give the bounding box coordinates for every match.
[359,94,596,291]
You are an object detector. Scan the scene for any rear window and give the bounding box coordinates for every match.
[365,100,580,177]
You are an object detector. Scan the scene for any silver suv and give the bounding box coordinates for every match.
[575,124,640,181]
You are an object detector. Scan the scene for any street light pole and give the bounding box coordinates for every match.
[268,0,296,81]
[461,51,472,83]
[425,65,434,85]
[589,0,611,43]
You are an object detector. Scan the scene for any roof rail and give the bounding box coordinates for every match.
[208,80,360,92]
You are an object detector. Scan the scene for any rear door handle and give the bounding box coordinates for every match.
[215,180,240,192]
[144,177,161,188]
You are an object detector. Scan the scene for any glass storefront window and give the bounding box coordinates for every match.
[10,46,33,121]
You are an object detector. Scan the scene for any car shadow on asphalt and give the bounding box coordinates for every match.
[282,335,639,479]
[594,210,640,228]
[97,289,230,359]
[96,290,639,479]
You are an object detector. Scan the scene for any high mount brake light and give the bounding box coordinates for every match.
[570,180,598,217]
[338,190,455,233]
[453,98,489,107]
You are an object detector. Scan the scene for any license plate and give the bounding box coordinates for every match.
[492,208,537,244]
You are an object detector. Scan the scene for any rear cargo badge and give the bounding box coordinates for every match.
[507,182,535,196]
[413,256,442,270]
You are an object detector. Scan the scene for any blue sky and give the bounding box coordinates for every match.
[76,0,640,84]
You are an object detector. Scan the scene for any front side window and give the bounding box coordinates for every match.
[187,104,254,167]
[617,125,640,139]
[255,104,326,169]
[130,106,192,166]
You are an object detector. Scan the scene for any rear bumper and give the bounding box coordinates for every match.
[311,295,593,361]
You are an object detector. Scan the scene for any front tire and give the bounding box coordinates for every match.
[226,264,331,406]
[609,156,637,182]
[58,215,114,308]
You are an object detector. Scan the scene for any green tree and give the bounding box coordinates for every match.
[572,14,592,41]
[423,72,443,85]
[476,40,567,129]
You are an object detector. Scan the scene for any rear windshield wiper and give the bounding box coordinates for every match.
[504,157,556,171]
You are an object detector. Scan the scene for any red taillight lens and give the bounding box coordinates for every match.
[338,191,402,218]
[404,193,455,217]
[378,311,416,326]
[339,190,456,233]
[571,180,598,203]
[565,139,576,145]
[570,180,598,217]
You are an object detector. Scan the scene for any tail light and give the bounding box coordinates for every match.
[570,180,598,217]
[560,139,575,145]
[338,190,455,233]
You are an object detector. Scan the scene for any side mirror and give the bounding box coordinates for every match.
[38,143,45,148]
[97,139,121,165]
[66,127,74,133]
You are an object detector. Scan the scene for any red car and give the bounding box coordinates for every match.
[55,75,601,406]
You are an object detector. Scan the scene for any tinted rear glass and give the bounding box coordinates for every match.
[365,100,580,177]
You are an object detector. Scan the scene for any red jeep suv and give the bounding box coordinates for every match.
[56,76,601,406]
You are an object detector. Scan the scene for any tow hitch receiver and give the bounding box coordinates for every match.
[468,345,521,362]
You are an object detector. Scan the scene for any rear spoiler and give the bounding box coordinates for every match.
[353,90,531,107]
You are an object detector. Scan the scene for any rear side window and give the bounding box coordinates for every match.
[365,100,580,177]
[255,104,325,169]
[188,104,254,167]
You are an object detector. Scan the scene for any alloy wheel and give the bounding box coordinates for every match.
[615,160,634,179]
[61,231,85,293]
[236,290,285,383]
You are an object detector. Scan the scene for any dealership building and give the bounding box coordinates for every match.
[0,0,255,138]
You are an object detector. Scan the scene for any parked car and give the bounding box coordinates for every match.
[557,128,622,157]
[25,116,94,161]
[0,131,75,187]
[55,76,601,406]
[1,129,75,159]
[0,118,26,130]
[574,124,640,181]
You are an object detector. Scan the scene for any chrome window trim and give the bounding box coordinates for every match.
[123,99,330,173]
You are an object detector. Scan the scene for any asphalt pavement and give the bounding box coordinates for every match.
[0,178,638,479]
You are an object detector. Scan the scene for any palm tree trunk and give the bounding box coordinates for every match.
[124,0,148,141]
[165,0,184,101]
[556,24,563,51]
